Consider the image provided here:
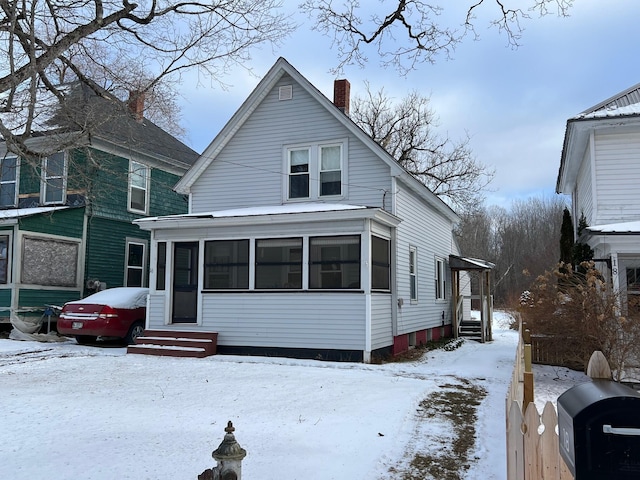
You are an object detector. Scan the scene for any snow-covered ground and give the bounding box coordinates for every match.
[0,311,587,479]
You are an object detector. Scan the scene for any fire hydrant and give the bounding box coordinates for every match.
[199,421,247,480]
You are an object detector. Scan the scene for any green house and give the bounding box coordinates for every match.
[0,82,198,322]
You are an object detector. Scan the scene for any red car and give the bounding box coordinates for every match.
[57,287,148,345]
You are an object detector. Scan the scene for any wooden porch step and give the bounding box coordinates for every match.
[459,320,482,338]
[127,329,218,358]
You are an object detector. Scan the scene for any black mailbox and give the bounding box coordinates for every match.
[558,380,640,479]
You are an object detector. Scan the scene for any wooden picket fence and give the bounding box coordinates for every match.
[506,319,579,479]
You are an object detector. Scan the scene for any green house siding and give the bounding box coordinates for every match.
[85,216,150,290]
[149,168,187,216]
[19,207,85,238]
[18,289,82,311]
[0,288,11,312]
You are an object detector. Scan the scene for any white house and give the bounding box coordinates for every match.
[133,58,467,362]
[557,81,640,307]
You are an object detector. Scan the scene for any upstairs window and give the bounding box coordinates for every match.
[129,161,149,213]
[288,148,310,199]
[129,161,149,214]
[286,140,345,201]
[319,145,342,196]
[41,152,67,205]
[0,156,18,207]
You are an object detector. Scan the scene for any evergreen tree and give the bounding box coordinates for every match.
[559,208,574,265]
[572,212,594,272]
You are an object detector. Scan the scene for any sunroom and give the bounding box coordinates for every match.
[134,203,401,362]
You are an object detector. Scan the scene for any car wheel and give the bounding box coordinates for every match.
[75,335,97,345]
[126,321,145,345]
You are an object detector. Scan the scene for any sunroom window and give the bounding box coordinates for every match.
[309,235,360,289]
[205,239,249,289]
[372,236,390,290]
[255,238,302,289]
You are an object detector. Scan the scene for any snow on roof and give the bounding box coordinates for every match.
[587,221,640,234]
[143,203,368,222]
[573,103,640,120]
[67,287,149,309]
[0,206,70,220]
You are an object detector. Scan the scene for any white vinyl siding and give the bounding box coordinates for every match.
[394,186,453,335]
[371,293,393,350]
[189,74,392,212]
[593,130,640,224]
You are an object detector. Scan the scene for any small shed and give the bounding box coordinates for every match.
[449,255,495,342]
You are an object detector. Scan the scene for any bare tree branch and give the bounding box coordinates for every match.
[351,84,494,212]
[302,0,573,74]
[0,0,292,155]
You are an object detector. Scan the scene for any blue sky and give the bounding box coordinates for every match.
[176,1,640,208]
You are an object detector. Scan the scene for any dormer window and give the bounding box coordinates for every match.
[0,156,18,207]
[285,140,346,201]
[41,152,67,205]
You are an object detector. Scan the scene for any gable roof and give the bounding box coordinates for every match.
[175,57,458,222]
[557,81,640,193]
[1,81,199,172]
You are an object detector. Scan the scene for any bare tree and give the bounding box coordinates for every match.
[0,0,292,161]
[301,0,573,74]
[456,195,567,305]
[351,84,493,211]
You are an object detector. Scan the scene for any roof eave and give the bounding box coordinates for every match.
[135,206,401,231]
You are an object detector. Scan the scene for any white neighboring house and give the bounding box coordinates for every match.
[557,82,640,307]
[135,58,469,362]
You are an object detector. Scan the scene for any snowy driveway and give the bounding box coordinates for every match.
[0,318,519,480]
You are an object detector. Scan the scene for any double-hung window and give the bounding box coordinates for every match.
[309,235,360,289]
[319,145,342,196]
[126,241,146,287]
[255,238,302,289]
[409,246,418,301]
[435,257,446,300]
[129,161,149,213]
[205,240,249,289]
[41,152,67,205]
[0,156,18,207]
[286,141,345,200]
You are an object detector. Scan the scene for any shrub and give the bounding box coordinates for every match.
[519,261,640,379]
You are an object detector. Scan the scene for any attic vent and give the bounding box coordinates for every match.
[279,85,293,101]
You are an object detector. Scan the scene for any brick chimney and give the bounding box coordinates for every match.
[127,90,145,122]
[333,79,350,115]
